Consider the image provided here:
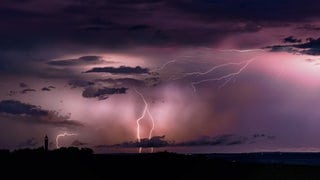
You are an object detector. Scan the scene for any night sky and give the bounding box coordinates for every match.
[2,0,320,153]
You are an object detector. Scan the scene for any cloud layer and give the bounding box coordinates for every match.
[268,37,320,55]
[0,100,82,128]
[85,66,149,74]
[82,87,127,100]
[47,56,107,66]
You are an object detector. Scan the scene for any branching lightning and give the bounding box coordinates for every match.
[158,49,265,82]
[167,58,254,92]
[191,59,254,92]
[184,61,248,77]
[56,132,77,149]
[134,89,155,142]
[131,49,260,153]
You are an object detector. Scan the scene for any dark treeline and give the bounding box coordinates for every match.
[2,148,320,180]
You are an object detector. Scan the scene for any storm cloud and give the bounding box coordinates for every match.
[47,55,107,66]
[2,0,320,153]
[178,135,248,147]
[0,100,83,128]
[21,88,36,94]
[0,100,48,116]
[82,87,128,100]
[2,0,320,50]
[283,36,301,43]
[99,134,275,148]
[268,37,320,56]
[85,66,149,74]
[68,80,95,89]
[19,82,28,88]
[98,135,172,148]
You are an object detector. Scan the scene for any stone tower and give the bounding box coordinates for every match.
[44,135,48,152]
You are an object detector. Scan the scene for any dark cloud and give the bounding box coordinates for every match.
[82,87,128,100]
[41,86,55,91]
[41,86,56,91]
[178,134,247,146]
[252,133,275,140]
[68,80,95,89]
[41,87,50,91]
[268,37,320,56]
[144,77,161,87]
[297,24,320,31]
[21,88,36,94]
[178,134,275,147]
[8,90,18,96]
[98,134,275,148]
[0,100,48,116]
[0,100,83,127]
[171,0,320,22]
[47,56,108,66]
[296,38,320,49]
[295,38,320,55]
[2,0,297,52]
[249,134,276,144]
[94,78,145,87]
[300,49,320,56]
[10,84,37,95]
[283,36,301,43]
[68,78,154,99]
[85,66,149,74]
[19,82,28,88]
[98,135,172,148]
[268,45,297,53]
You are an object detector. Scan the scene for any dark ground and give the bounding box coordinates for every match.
[2,148,320,179]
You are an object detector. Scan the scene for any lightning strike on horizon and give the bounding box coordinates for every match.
[134,89,156,142]
[191,59,254,92]
[56,132,77,149]
[135,96,148,142]
[146,107,155,140]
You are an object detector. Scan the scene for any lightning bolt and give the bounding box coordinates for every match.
[154,48,265,76]
[155,55,194,72]
[56,132,77,149]
[166,49,265,81]
[183,61,248,77]
[156,60,176,72]
[191,59,254,92]
[134,89,156,153]
[134,89,155,141]
[169,59,252,88]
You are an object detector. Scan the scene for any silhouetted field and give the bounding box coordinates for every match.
[2,148,320,179]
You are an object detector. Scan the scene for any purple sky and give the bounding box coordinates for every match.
[1,0,320,153]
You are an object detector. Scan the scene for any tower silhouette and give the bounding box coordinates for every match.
[44,135,48,152]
